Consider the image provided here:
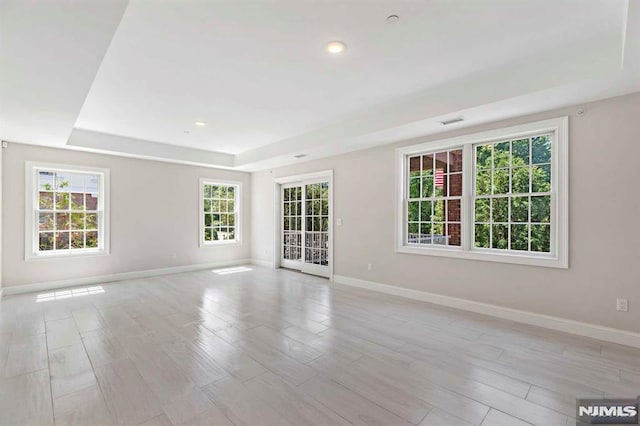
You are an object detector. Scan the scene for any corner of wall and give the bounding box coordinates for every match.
[250,258,274,269]
[249,170,275,264]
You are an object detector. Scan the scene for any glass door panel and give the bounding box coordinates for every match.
[280,179,330,278]
[302,181,330,277]
[304,182,329,266]
[281,185,303,269]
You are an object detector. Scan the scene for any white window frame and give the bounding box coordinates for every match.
[25,162,110,261]
[396,117,568,268]
[199,178,242,247]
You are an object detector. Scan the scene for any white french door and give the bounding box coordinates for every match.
[281,183,304,271]
[281,178,330,278]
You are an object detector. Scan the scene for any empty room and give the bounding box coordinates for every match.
[1,0,639,425]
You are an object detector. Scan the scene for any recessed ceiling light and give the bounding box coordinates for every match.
[326,41,346,54]
[386,15,399,24]
[293,154,308,158]
[194,121,206,127]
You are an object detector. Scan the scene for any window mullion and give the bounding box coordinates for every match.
[462,144,474,251]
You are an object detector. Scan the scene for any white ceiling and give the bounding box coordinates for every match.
[0,0,128,146]
[2,0,639,171]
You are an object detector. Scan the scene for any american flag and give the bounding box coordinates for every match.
[435,168,445,188]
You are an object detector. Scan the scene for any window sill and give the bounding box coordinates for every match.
[396,245,567,268]
[26,249,109,262]
[200,240,242,248]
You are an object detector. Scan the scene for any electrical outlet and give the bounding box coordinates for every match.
[171,253,177,260]
[336,218,343,226]
[616,298,628,312]
[367,263,372,271]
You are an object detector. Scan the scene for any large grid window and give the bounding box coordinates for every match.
[397,117,567,268]
[201,180,240,245]
[27,164,108,259]
[474,136,551,252]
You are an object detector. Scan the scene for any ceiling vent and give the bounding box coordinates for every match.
[440,117,464,125]
[293,154,308,158]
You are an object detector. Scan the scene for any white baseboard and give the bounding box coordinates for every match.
[250,258,274,268]
[333,275,640,349]
[2,258,252,297]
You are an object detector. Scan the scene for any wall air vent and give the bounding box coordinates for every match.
[440,117,464,125]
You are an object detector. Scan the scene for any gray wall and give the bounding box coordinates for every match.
[251,92,640,333]
[2,144,251,288]
[0,144,3,291]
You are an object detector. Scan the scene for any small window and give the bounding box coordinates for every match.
[26,163,109,260]
[396,117,568,268]
[407,149,463,247]
[200,179,241,245]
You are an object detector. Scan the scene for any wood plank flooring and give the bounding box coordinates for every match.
[0,266,638,425]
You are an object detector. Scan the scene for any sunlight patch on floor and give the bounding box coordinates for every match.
[36,285,105,302]
[211,266,252,275]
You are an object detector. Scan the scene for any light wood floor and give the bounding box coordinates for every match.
[0,266,639,426]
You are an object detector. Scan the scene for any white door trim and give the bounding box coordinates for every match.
[273,170,334,281]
